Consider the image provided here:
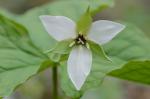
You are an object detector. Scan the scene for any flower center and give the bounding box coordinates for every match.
[75,35,86,45]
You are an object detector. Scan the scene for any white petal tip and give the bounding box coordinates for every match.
[39,15,47,20]
[39,15,43,18]
[119,24,126,32]
[68,74,85,91]
[76,86,82,91]
[73,80,84,91]
[69,72,86,91]
[72,82,83,91]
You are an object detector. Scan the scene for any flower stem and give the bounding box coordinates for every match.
[52,66,58,99]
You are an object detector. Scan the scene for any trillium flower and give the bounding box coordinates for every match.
[40,15,125,90]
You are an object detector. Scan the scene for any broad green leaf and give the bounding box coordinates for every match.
[109,61,150,85]
[59,22,150,98]
[0,15,49,97]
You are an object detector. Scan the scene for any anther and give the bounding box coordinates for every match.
[69,41,76,47]
[86,43,90,49]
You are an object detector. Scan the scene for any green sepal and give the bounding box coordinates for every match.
[0,14,51,97]
[76,8,92,35]
[45,40,73,62]
[88,41,112,61]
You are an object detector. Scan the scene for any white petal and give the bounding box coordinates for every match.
[87,20,125,45]
[67,46,92,90]
[40,15,76,41]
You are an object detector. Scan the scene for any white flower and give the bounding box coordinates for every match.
[40,15,125,90]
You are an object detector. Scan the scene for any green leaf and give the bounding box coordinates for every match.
[109,61,150,85]
[76,8,92,35]
[0,15,49,97]
[59,22,150,98]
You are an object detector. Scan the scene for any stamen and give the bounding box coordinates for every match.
[75,34,87,45]
[78,38,84,45]
[77,41,80,44]
[69,41,75,47]
[86,43,90,49]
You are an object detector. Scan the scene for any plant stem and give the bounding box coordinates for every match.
[52,66,58,99]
